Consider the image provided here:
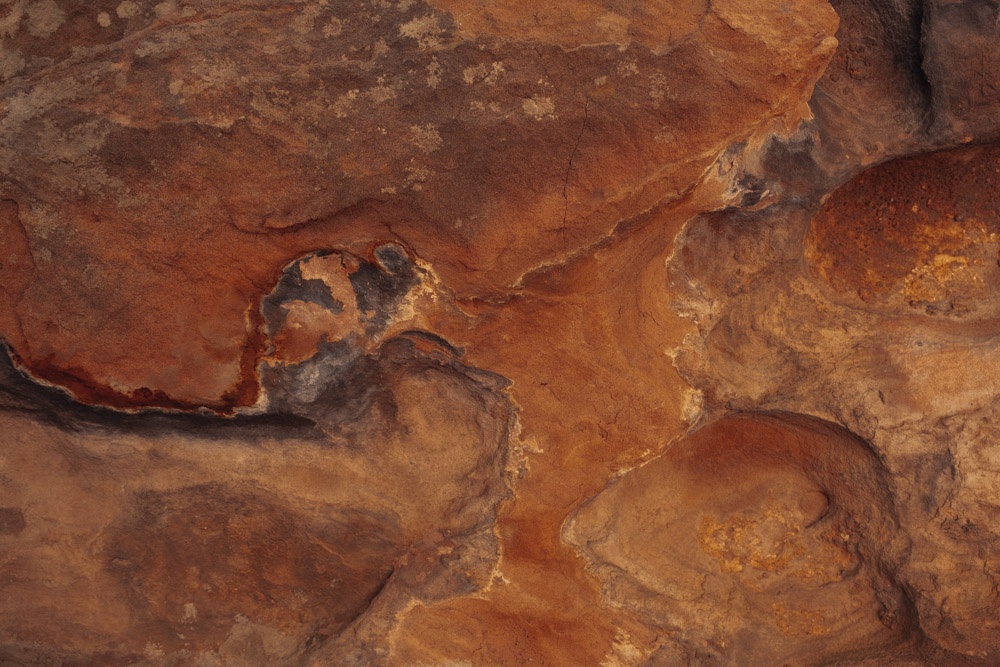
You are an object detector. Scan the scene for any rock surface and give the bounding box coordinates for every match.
[0,0,999,664]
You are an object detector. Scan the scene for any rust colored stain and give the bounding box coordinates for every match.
[0,0,837,414]
[806,143,1000,305]
[0,199,32,351]
[8,350,248,414]
[7,209,387,413]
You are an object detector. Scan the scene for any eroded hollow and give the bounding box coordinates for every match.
[565,412,915,665]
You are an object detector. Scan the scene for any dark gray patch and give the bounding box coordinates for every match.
[259,336,366,417]
[760,134,827,198]
[262,247,419,348]
[261,258,345,339]
[269,336,513,444]
[736,174,766,207]
[348,251,419,334]
[373,243,411,274]
[398,330,465,357]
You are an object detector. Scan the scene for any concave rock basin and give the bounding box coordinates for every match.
[1,0,999,664]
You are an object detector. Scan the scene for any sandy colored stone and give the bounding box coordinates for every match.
[566,413,912,664]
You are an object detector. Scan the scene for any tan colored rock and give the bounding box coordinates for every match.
[566,412,913,665]
[0,333,514,663]
[667,145,1000,662]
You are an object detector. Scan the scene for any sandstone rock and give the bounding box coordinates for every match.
[0,0,836,408]
[566,413,913,665]
[0,332,514,663]
[1,0,1000,664]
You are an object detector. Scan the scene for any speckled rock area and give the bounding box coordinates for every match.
[0,0,998,664]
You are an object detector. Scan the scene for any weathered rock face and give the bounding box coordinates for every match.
[668,141,1000,662]
[1,0,999,664]
[566,412,914,665]
[0,0,837,409]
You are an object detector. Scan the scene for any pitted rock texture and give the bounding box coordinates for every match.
[2,0,1000,664]
[804,143,1000,317]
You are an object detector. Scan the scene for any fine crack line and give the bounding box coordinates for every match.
[561,96,591,245]
[533,46,554,85]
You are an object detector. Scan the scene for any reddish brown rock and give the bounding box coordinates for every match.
[2,0,1000,664]
[0,0,836,407]
[805,142,1000,319]
[105,484,400,652]
[667,146,1000,662]
[0,333,514,663]
[566,412,914,665]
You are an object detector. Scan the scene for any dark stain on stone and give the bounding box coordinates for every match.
[398,329,466,358]
[261,258,345,338]
[372,242,413,275]
[0,507,25,536]
[0,343,320,441]
[736,174,767,207]
[349,246,420,335]
[267,335,512,443]
[104,482,401,652]
[259,336,366,416]
[760,134,826,198]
